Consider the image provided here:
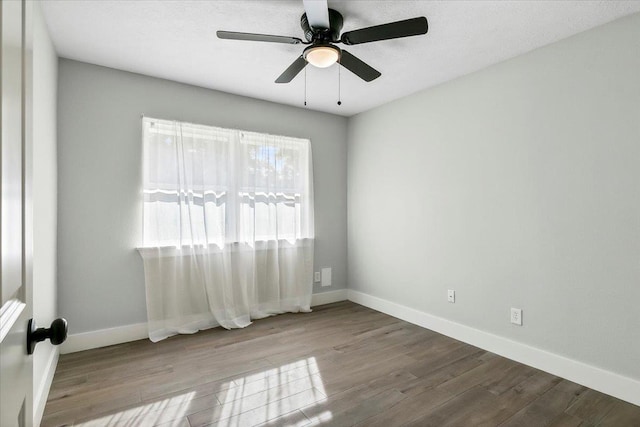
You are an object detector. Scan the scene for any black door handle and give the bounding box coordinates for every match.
[27,318,68,355]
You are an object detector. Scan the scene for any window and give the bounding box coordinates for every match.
[142,117,314,248]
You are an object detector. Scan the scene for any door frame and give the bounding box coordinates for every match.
[1,0,34,425]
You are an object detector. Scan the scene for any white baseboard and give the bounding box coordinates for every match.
[60,322,148,354]
[311,289,348,306]
[62,289,348,355]
[58,288,639,406]
[347,289,640,407]
[33,347,58,427]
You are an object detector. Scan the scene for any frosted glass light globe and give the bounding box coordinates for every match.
[304,45,340,68]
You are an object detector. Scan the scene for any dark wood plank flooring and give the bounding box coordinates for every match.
[43,301,640,426]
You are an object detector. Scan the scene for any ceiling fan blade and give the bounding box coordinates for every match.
[339,50,381,82]
[275,56,308,83]
[340,16,428,45]
[217,31,302,45]
[303,0,330,29]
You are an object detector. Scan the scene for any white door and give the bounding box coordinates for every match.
[1,0,34,426]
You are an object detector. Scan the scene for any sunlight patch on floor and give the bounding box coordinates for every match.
[193,357,331,426]
[71,357,332,426]
[76,391,195,426]
[305,410,335,425]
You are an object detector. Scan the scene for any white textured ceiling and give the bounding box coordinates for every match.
[41,1,640,117]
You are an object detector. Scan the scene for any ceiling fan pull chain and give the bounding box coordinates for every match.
[337,59,342,106]
[304,66,307,106]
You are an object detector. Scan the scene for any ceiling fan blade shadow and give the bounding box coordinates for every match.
[217,31,303,44]
[339,50,381,82]
[303,0,330,30]
[275,56,308,83]
[340,17,428,45]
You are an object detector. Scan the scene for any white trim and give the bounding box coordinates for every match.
[60,323,148,354]
[311,289,348,306]
[347,289,640,407]
[0,299,26,343]
[61,289,349,355]
[33,348,59,427]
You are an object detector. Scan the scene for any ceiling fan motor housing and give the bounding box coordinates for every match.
[300,8,344,43]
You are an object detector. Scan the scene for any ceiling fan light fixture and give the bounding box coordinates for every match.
[218,4,428,84]
[303,44,340,68]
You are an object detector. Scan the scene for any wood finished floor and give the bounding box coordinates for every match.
[43,301,640,427]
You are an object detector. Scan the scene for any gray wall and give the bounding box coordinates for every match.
[58,59,348,334]
[348,13,640,380]
[32,0,58,413]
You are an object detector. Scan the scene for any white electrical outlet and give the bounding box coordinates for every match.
[511,308,523,326]
[447,290,455,303]
[314,272,321,283]
[321,268,332,287]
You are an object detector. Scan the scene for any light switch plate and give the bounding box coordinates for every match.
[447,290,455,303]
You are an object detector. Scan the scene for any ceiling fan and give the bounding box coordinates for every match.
[217,0,428,83]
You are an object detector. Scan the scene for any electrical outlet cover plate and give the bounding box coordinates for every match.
[511,308,522,326]
[321,268,332,287]
[314,272,321,283]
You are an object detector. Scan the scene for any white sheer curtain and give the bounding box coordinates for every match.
[138,118,314,342]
